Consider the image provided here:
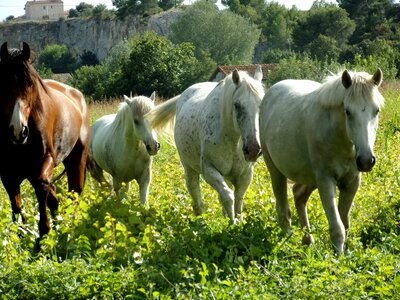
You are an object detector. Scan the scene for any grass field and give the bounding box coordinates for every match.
[0,82,399,299]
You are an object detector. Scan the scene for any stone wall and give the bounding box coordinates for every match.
[0,10,182,61]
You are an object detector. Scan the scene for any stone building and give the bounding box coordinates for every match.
[25,0,64,20]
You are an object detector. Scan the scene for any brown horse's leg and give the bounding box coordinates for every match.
[29,154,56,237]
[63,140,89,194]
[1,177,25,223]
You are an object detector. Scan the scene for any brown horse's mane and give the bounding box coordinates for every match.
[0,46,48,113]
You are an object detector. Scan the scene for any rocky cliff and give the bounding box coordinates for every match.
[0,10,181,61]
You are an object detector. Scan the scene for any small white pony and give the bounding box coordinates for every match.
[88,92,160,206]
[260,69,384,253]
[148,67,265,222]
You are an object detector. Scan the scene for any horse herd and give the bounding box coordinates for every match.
[0,42,384,253]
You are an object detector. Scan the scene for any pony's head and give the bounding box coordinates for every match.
[0,42,38,144]
[341,69,384,172]
[123,92,160,155]
[225,67,265,162]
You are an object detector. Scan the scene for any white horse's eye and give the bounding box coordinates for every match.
[345,109,351,117]
[375,108,380,116]
[134,119,140,125]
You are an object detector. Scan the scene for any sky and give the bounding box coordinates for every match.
[0,0,338,22]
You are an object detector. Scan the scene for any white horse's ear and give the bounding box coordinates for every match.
[342,70,352,89]
[123,95,131,104]
[372,68,383,86]
[150,91,156,101]
[254,65,263,82]
[232,69,240,85]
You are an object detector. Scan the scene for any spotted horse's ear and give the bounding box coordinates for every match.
[254,65,263,82]
[149,91,156,102]
[232,69,240,85]
[123,95,132,105]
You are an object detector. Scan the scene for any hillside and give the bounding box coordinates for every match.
[0,10,181,61]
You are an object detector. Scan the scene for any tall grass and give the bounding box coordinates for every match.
[0,84,399,299]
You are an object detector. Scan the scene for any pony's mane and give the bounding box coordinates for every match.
[315,70,384,108]
[112,96,155,131]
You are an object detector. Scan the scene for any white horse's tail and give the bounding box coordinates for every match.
[146,95,180,144]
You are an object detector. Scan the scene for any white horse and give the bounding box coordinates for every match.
[88,92,160,206]
[148,67,264,222]
[260,69,384,253]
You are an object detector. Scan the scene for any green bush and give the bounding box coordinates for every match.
[38,44,77,73]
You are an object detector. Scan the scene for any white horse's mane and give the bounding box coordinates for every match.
[221,71,264,127]
[315,70,384,108]
[112,96,154,133]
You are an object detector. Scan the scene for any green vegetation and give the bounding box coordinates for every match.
[37,44,77,74]
[169,0,261,65]
[0,82,399,299]
[69,32,213,99]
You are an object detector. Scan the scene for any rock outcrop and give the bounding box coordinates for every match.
[0,10,182,61]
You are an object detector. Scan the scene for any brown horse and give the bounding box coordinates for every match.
[0,42,90,238]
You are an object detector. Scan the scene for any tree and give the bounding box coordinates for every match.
[305,34,341,61]
[158,0,184,11]
[71,33,210,99]
[80,50,99,66]
[121,31,208,98]
[70,39,131,99]
[292,5,355,54]
[38,44,77,73]
[222,0,265,24]
[337,0,396,42]
[69,2,94,17]
[169,0,261,65]
[113,0,161,18]
[259,2,300,48]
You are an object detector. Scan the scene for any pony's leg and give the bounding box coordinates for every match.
[1,176,25,223]
[138,165,151,207]
[338,173,360,237]
[316,177,345,253]
[63,140,88,195]
[87,152,111,188]
[263,151,291,234]
[233,167,254,222]
[202,162,235,222]
[293,183,315,245]
[184,165,203,216]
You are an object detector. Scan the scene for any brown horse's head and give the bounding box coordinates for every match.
[0,42,39,144]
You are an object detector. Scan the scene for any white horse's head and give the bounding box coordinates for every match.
[123,92,160,156]
[229,67,265,162]
[341,69,384,172]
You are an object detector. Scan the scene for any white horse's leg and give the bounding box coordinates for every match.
[113,177,122,192]
[112,178,130,201]
[293,183,316,245]
[264,152,291,234]
[316,178,346,253]
[138,166,151,207]
[184,165,204,216]
[202,162,235,222]
[233,167,254,222]
[338,173,360,237]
